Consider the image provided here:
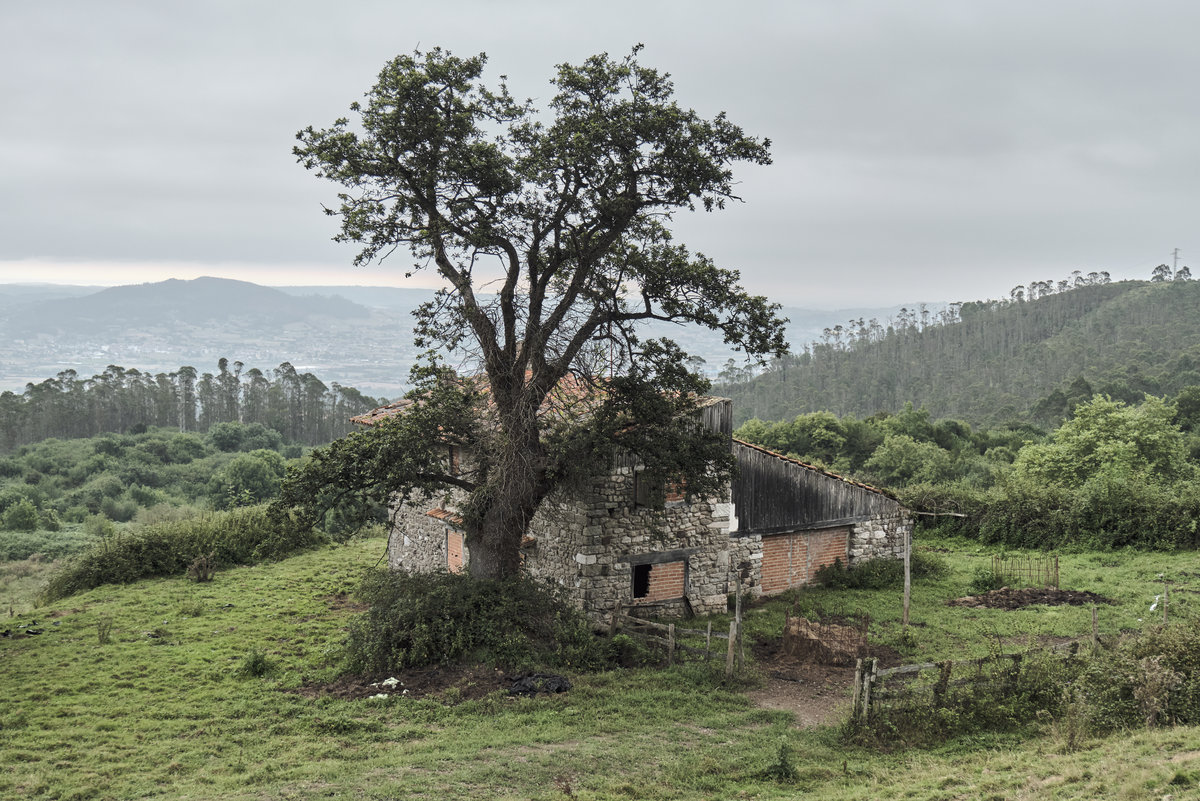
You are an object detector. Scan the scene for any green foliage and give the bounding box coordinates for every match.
[760,736,800,782]
[968,565,1005,594]
[862,433,954,486]
[237,648,275,678]
[1013,395,1192,488]
[208,449,288,509]
[40,506,324,601]
[343,568,611,672]
[720,279,1200,429]
[2,498,39,532]
[292,45,784,578]
[2,361,384,452]
[856,623,1200,748]
[0,526,98,561]
[207,421,284,453]
[814,551,948,590]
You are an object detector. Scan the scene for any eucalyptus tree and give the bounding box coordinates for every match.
[286,46,786,579]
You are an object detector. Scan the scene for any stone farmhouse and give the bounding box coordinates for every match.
[353,395,911,620]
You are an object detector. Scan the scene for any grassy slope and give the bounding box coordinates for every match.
[2,538,1199,800]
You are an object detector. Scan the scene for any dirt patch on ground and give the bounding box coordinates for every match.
[323,592,368,613]
[948,587,1112,610]
[292,665,574,702]
[747,634,904,728]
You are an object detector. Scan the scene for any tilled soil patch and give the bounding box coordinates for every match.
[948,587,1112,610]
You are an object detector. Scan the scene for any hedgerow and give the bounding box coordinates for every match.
[40,505,324,601]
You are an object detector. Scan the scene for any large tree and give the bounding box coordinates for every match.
[284,46,787,579]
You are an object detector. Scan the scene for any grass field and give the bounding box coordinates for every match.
[2,537,1199,800]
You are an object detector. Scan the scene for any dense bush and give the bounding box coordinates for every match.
[40,505,324,601]
[2,498,39,532]
[814,550,948,590]
[901,476,1200,551]
[343,568,611,673]
[0,427,307,534]
[0,526,98,561]
[851,622,1200,747]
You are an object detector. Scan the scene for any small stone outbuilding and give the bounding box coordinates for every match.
[367,397,912,620]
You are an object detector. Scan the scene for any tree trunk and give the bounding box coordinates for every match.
[466,423,550,580]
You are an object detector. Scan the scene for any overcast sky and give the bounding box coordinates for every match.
[1,0,1196,308]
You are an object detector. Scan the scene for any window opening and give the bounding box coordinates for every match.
[632,564,652,598]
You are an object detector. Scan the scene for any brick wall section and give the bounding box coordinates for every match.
[635,560,686,604]
[446,530,465,573]
[760,527,849,595]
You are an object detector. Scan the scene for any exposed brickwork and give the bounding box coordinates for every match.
[760,527,849,595]
[635,560,686,603]
[447,530,465,574]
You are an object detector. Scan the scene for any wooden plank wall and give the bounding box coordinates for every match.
[732,440,899,535]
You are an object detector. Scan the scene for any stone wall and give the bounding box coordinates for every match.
[386,467,735,620]
[848,512,912,563]
[387,495,467,573]
[524,466,731,619]
[385,473,913,619]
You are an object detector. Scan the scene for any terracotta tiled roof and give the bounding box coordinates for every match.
[351,371,727,428]
[349,398,415,426]
[732,438,896,498]
[425,507,463,526]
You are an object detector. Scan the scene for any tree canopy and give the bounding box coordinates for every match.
[285,46,786,578]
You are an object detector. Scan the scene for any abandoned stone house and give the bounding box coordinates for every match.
[353,396,911,620]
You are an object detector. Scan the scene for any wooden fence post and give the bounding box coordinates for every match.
[609,603,621,637]
[1091,605,1098,649]
[667,623,675,666]
[725,619,737,679]
[860,657,877,721]
[902,524,911,629]
[706,621,712,655]
[851,658,864,723]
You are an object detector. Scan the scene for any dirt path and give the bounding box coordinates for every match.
[746,662,856,727]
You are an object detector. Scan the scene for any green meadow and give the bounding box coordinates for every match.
[3,537,1199,800]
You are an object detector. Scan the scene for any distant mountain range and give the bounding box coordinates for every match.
[0,276,936,398]
[1,277,366,337]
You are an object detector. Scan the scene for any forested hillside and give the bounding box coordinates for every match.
[0,359,385,451]
[719,277,1200,427]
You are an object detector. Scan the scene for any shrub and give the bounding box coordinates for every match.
[2,498,39,532]
[0,526,97,561]
[208,450,288,509]
[41,505,324,601]
[238,648,275,678]
[99,496,138,523]
[968,565,1005,594]
[851,622,1200,747]
[814,551,948,590]
[187,552,217,582]
[343,568,610,673]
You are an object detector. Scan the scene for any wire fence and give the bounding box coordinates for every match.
[992,553,1059,588]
